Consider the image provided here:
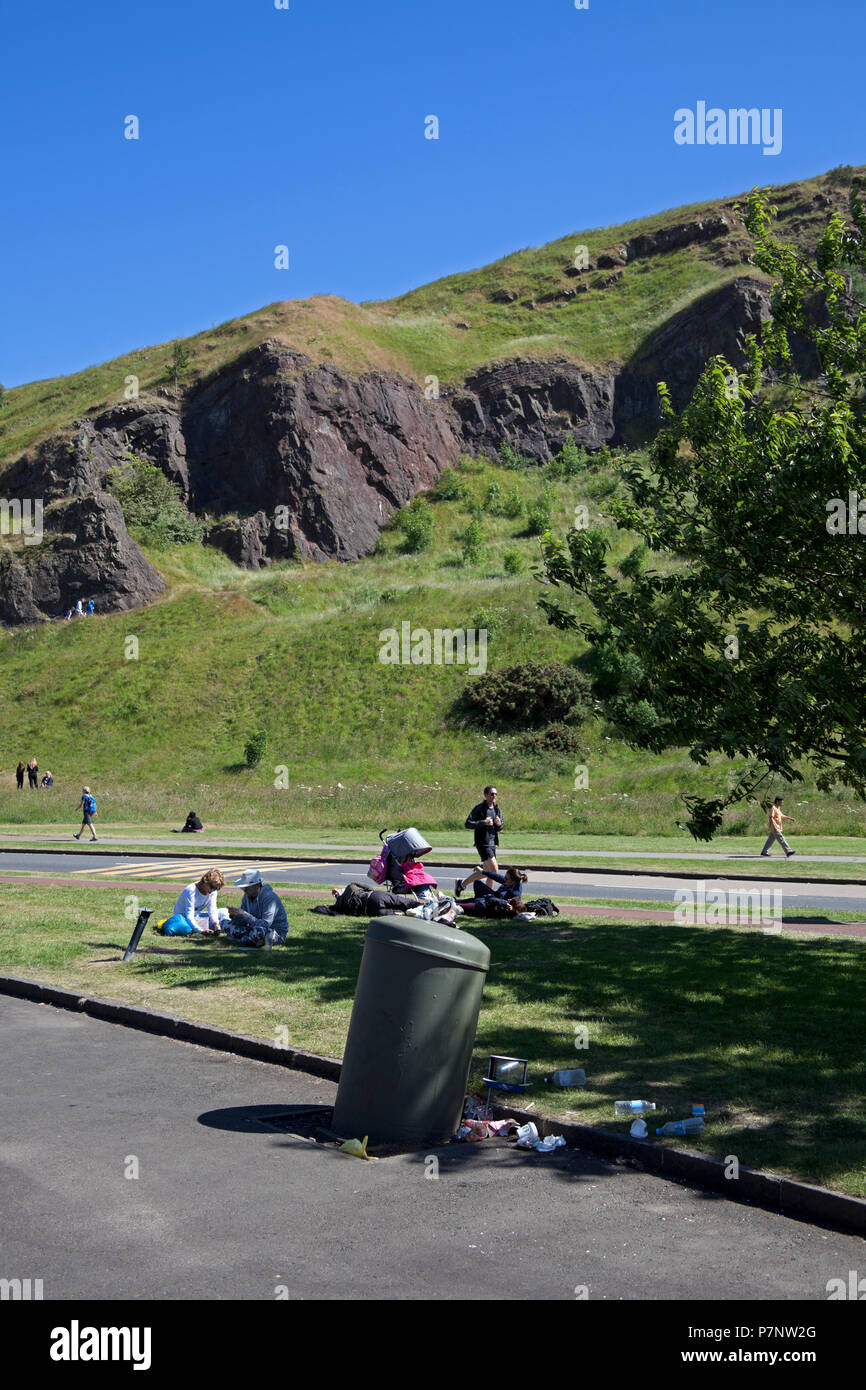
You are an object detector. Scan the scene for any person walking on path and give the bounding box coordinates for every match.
[27,757,39,789]
[761,797,796,858]
[465,785,504,887]
[15,761,25,790]
[73,786,99,842]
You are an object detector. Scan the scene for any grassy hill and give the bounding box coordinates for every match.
[1,451,862,837]
[1,165,862,464]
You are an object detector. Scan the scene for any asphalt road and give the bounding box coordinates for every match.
[2,849,865,915]
[1,996,860,1302]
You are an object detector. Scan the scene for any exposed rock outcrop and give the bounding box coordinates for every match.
[0,492,165,626]
[449,359,617,462]
[183,342,460,564]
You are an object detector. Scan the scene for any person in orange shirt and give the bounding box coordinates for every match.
[760,797,796,858]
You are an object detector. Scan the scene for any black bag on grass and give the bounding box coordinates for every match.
[521,897,559,917]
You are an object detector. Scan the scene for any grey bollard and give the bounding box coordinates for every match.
[332,915,490,1148]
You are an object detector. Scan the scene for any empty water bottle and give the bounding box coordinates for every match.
[614,1100,657,1117]
[656,1118,705,1137]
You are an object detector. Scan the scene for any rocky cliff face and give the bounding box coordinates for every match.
[449,359,616,462]
[182,343,460,562]
[0,267,818,624]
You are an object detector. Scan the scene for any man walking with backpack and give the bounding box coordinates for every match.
[74,786,99,842]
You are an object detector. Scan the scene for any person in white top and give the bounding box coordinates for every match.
[172,869,227,934]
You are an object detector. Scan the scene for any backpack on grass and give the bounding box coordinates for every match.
[521,898,559,917]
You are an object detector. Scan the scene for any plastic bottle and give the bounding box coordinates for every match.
[545,1069,586,1087]
[656,1118,705,1137]
[614,1100,657,1117]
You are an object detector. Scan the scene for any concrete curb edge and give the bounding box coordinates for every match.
[2,972,863,1237]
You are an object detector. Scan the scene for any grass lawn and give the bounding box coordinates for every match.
[2,882,864,1196]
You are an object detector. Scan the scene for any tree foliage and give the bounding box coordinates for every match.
[538,183,866,838]
[106,454,205,548]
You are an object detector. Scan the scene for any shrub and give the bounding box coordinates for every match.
[457,452,485,474]
[471,605,508,641]
[431,468,464,501]
[520,722,582,756]
[619,543,648,579]
[499,443,533,471]
[458,661,592,729]
[462,517,486,566]
[244,731,267,768]
[398,497,435,552]
[106,454,204,547]
[526,485,556,535]
[547,435,585,479]
[503,547,524,575]
[483,480,503,513]
[501,485,525,519]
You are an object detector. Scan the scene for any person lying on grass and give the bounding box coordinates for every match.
[454,865,528,918]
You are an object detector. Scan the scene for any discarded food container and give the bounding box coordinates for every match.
[614,1100,657,1117]
[545,1069,586,1087]
[630,1118,648,1139]
[656,1118,705,1137]
[692,1104,706,1118]
[515,1122,539,1148]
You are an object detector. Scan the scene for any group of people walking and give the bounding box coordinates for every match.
[64,598,96,620]
[15,758,52,790]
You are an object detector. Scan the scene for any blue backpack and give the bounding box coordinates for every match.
[83,794,97,816]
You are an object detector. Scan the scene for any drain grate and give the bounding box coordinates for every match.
[257,1106,338,1141]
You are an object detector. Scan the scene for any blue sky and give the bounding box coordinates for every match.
[2,0,864,387]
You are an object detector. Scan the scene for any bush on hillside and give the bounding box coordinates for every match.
[106,454,204,547]
[457,661,592,730]
[526,485,556,535]
[431,468,465,501]
[462,517,486,565]
[398,497,435,552]
[503,547,524,575]
[520,722,583,757]
[244,731,267,768]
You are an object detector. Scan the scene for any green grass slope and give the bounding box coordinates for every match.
[2,453,863,836]
[2,165,861,463]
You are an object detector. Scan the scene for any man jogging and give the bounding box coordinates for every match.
[760,797,796,859]
[465,785,504,886]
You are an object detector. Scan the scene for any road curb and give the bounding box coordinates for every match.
[489,1099,866,1238]
[2,842,864,886]
[2,971,864,1236]
[0,974,341,1080]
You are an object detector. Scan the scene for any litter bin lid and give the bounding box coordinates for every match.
[366,915,490,972]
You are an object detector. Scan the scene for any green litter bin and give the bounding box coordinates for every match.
[332,915,490,1148]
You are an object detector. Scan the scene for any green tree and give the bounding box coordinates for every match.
[538,182,866,839]
[462,517,486,565]
[106,454,204,548]
[398,496,435,552]
[172,341,190,393]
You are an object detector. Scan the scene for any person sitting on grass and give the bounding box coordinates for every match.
[173,810,203,833]
[222,869,289,948]
[171,869,227,936]
[455,865,528,917]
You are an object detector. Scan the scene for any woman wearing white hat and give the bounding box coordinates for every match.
[223,870,289,948]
